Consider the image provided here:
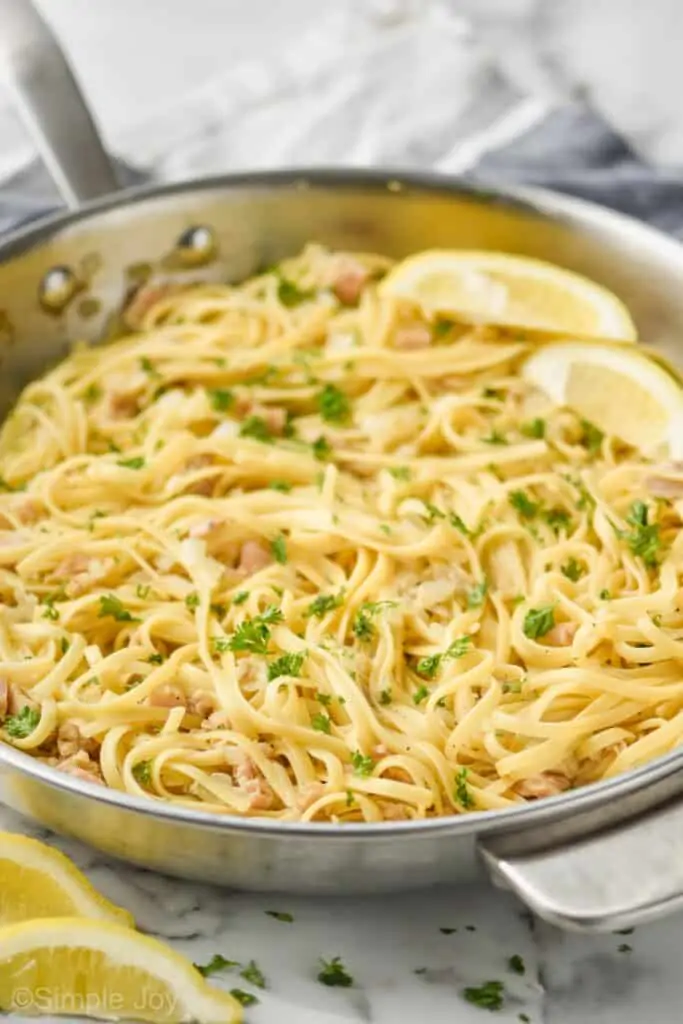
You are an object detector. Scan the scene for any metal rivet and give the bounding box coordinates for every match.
[38,266,82,314]
[174,225,217,267]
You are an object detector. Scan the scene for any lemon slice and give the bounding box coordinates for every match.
[0,917,242,1023]
[522,340,683,455]
[379,250,637,341]
[0,832,134,927]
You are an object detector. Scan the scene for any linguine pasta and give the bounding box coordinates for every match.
[0,244,682,823]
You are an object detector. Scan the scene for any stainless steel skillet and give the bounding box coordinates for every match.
[3,0,683,932]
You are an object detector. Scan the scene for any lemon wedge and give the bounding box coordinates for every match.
[0,832,134,927]
[522,341,683,455]
[0,917,243,1022]
[379,250,637,341]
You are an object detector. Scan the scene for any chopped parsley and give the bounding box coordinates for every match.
[561,558,584,582]
[508,954,525,975]
[318,383,350,424]
[379,688,392,705]
[269,480,292,493]
[240,960,266,988]
[462,980,504,1011]
[352,600,397,641]
[42,603,59,622]
[482,386,505,400]
[239,415,274,443]
[4,706,40,738]
[232,590,249,605]
[440,927,457,935]
[132,761,152,785]
[265,910,294,923]
[277,276,314,308]
[312,435,332,461]
[413,684,430,705]
[60,637,70,656]
[98,594,139,623]
[599,588,611,600]
[208,387,234,412]
[482,429,508,446]
[267,651,306,681]
[223,606,283,654]
[544,507,571,533]
[194,954,240,978]
[117,456,145,470]
[147,652,164,665]
[139,356,159,376]
[618,943,632,954]
[449,512,471,535]
[136,584,151,599]
[521,418,546,439]
[84,382,102,403]
[509,490,539,520]
[433,319,456,340]
[454,767,475,809]
[580,418,604,454]
[388,466,411,481]
[311,712,332,734]
[271,534,287,564]
[317,956,353,988]
[351,751,374,776]
[622,500,662,567]
[316,692,332,707]
[417,635,473,678]
[185,592,200,610]
[422,501,445,523]
[467,579,488,609]
[523,605,555,640]
[230,989,259,1007]
[306,591,344,618]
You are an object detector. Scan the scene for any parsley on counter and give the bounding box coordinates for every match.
[265,910,294,923]
[508,954,525,975]
[230,989,259,1007]
[194,954,240,978]
[318,957,353,987]
[462,980,505,1011]
[240,960,266,988]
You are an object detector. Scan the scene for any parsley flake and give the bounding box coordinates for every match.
[265,910,294,923]
[271,534,287,564]
[521,418,546,439]
[240,960,266,989]
[509,490,539,520]
[185,592,200,610]
[225,606,283,654]
[208,388,234,412]
[312,435,332,461]
[240,416,274,443]
[117,456,145,470]
[230,989,259,1007]
[523,605,555,640]
[561,558,584,582]
[508,954,525,975]
[306,591,344,618]
[351,750,374,776]
[622,500,662,567]
[269,480,292,493]
[462,980,504,1011]
[277,276,314,308]
[132,761,152,785]
[318,957,353,988]
[267,651,305,681]
[4,706,40,738]
[467,579,488,609]
[98,594,139,623]
[194,954,240,978]
[455,767,475,809]
[318,383,350,424]
[311,712,332,734]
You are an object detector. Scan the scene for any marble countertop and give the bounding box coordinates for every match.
[3,802,683,1024]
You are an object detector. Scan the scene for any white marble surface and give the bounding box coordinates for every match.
[4,801,683,1023]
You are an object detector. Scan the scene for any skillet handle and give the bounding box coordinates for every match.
[0,0,120,206]
[479,797,683,933]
